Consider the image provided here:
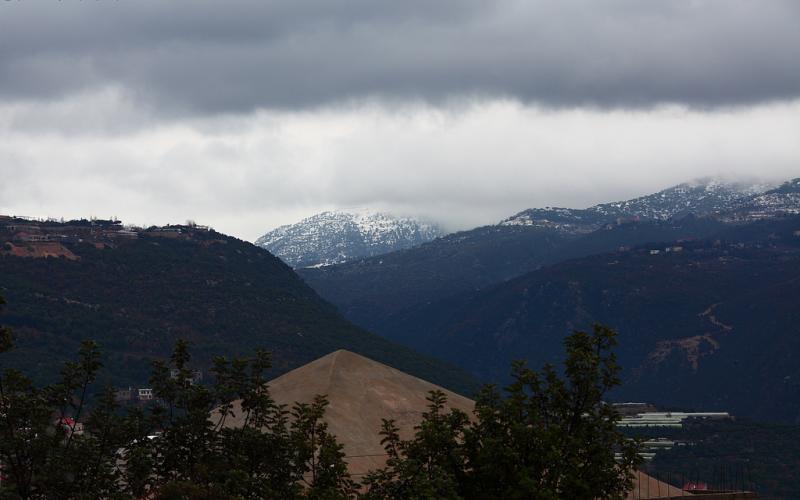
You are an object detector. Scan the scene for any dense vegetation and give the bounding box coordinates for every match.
[628,419,800,498]
[1,296,640,499]
[0,227,476,395]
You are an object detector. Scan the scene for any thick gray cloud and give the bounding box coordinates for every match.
[1,0,799,113]
[1,1,799,240]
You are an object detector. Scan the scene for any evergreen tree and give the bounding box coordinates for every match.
[363,325,641,500]
[463,324,641,499]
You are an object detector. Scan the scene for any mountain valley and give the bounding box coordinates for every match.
[300,178,800,421]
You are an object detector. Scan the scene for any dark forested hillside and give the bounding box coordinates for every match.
[301,214,727,334]
[373,216,800,422]
[0,221,476,395]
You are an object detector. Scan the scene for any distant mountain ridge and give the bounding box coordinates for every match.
[723,177,800,221]
[594,178,772,220]
[256,211,445,268]
[501,178,776,233]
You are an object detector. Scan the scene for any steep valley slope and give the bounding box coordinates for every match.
[0,219,476,395]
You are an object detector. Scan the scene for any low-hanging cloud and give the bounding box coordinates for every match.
[1,95,798,240]
[1,0,799,113]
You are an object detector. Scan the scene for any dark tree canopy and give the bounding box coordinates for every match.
[2,293,639,499]
[0,294,357,499]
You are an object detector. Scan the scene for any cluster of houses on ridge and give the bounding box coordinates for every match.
[0,215,213,245]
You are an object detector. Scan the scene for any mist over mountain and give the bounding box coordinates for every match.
[255,211,445,268]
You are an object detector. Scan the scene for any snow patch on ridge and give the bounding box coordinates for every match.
[500,177,782,234]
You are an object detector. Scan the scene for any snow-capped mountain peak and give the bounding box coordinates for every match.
[255,211,445,268]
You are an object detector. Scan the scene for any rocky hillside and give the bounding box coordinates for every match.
[255,211,445,268]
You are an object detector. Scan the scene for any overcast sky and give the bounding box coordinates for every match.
[1,1,799,240]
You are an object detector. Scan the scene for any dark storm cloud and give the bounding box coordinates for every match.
[1,0,799,114]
